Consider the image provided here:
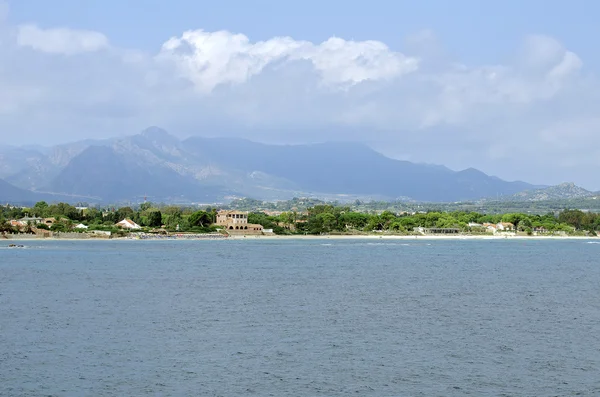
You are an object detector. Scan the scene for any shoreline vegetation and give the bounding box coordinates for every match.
[1,200,599,241]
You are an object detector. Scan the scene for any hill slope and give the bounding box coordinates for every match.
[183,137,535,202]
[508,182,595,202]
[48,145,231,202]
[0,178,39,203]
[5,127,540,203]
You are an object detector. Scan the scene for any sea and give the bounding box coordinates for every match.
[1,239,599,396]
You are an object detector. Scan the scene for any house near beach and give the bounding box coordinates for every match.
[9,220,24,228]
[482,223,497,232]
[496,222,515,231]
[215,210,264,234]
[116,218,141,230]
[17,216,43,226]
[480,222,515,233]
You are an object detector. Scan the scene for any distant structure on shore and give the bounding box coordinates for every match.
[116,218,141,230]
[216,210,264,234]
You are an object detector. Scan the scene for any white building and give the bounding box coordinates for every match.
[116,218,141,230]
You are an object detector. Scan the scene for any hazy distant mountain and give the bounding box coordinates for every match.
[0,177,98,204]
[48,145,231,202]
[508,182,596,202]
[0,140,98,190]
[182,137,534,201]
[0,145,54,190]
[2,126,541,203]
[0,178,39,203]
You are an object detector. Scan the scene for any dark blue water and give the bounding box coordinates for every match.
[1,239,599,396]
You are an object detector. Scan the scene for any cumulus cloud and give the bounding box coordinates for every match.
[0,23,599,188]
[17,24,109,54]
[157,30,419,92]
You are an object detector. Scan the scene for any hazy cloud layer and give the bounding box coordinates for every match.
[0,15,598,189]
[17,24,109,54]
[0,1,7,23]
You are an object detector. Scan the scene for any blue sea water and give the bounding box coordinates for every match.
[1,239,599,396]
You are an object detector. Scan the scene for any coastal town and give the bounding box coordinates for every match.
[1,208,269,240]
[1,201,598,240]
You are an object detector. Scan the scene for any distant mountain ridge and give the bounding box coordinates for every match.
[507,182,597,202]
[0,178,95,205]
[0,126,551,203]
[0,178,38,203]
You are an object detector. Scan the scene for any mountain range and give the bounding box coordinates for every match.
[504,182,598,202]
[0,126,579,204]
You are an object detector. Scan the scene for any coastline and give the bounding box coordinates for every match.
[3,234,596,242]
[226,234,596,240]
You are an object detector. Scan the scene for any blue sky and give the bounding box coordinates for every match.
[9,0,600,65]
[2,0,600,189]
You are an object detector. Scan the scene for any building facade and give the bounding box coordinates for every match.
[216,210,264,233]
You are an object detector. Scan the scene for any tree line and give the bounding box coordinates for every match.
[1,201,599,236]
[0,201,220,234]
[278,205,598,235]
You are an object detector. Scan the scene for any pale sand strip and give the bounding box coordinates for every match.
[2,234,596,242]
[226,234,595,240]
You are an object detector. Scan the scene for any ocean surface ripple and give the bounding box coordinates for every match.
[1,239,599,396]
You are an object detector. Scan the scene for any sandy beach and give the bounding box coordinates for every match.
[226,234,596,241]
[2,233,596,242]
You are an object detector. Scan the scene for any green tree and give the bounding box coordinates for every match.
[0,218,16,233]
[32,201,49,217]
[189,210,212,227]
[317,213,337,232]
[340,212,369,229]
[366,215,385,231]
[116,207,135,221]
[50,223,68,233]
[84,208,103,224]
[46,203,81,221]
[147,210,163,227]
[558,209,585,230]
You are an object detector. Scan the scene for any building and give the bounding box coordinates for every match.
[9,220,24,228]
[116,218,141,230]
[483,223,497,232]
[18,217,43,225]
[496,222,515,231]
[216,210,264,234]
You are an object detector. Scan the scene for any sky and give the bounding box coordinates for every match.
[1,0,600,189]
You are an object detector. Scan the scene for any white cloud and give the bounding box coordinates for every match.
[1,24,599,188]
[157,29,418,92]
[17,24,109,55]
